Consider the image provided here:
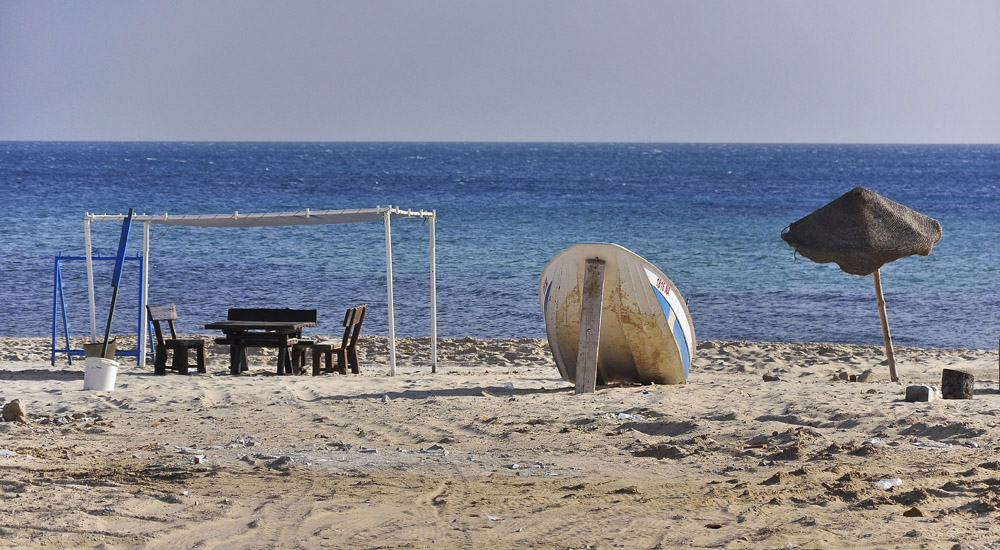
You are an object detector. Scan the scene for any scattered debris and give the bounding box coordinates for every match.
[866,438,887,449]
[876,477,903,490]
[234,435,259,447]
[832,370,876,383]
[911,441,950,449]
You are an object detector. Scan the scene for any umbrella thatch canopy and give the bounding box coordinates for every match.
[781,187,942,381]
[781,187,942,276]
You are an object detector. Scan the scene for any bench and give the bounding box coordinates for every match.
[214,308,317,375]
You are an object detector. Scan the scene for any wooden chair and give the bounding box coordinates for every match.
[310,305,367,376]
[147,303,207,375]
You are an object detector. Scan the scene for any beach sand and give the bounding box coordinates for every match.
[1,335,998,549]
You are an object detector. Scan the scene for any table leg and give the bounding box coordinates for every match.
[277,339,290,375]
[229,342,242,375]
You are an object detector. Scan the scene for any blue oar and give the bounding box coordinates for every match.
[102,208,133,358]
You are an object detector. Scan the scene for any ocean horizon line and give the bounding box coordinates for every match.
[3,139,999,146]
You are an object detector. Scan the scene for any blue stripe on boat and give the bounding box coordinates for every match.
[543,281,552,318]
[650,283,690,377]
[673,317,690,377]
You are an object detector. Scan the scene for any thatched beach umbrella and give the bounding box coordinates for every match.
[781,187,942,381]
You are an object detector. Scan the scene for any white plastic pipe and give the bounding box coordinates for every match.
[84,216,98,342]
[384,208,397,376]
[429,211,437,373]
[139,221,150,368]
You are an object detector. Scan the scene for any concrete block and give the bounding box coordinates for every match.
[905,385,935,402]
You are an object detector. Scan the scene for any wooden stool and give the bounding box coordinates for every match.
[291,340,314,375]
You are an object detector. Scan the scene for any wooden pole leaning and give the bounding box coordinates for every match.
[575,258,606,394]
[873,269,898,382]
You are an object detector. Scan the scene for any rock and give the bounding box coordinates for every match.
[633,444,688,460]
[2,400,28,423]
[941,369,974,399]
[905,385,935,402]
[762,374,780,382]
[903,507,925,517]
[425,444,449,456]
[761,472,791,485]
[266,456,292,469]
[857,369,875,383]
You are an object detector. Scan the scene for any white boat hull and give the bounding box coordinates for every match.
[539,243,695,385]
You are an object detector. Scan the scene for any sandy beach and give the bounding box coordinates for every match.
[1,335,998,549]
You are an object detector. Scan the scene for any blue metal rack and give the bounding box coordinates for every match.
[51,254,153,366]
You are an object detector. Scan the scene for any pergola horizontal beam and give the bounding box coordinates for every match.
[86,206,434,228]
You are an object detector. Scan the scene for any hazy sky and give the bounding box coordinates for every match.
[2,1,998,143]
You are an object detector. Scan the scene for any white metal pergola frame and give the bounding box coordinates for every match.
[83,206,437,375]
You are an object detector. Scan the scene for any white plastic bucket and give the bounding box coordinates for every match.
[84,357,119,391]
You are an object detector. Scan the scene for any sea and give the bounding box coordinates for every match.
[0,142,997,350]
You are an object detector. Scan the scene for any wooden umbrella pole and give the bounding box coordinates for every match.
[873,269,898,382]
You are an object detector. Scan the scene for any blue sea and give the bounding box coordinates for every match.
[0,142,997,350]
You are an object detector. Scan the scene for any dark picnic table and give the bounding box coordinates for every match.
[206,319,315,375]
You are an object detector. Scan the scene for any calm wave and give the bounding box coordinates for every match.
[1,142,997,349]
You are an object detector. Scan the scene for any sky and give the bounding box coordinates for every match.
[1,0,998,143]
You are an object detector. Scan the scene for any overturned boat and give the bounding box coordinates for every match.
[539,243,695,385]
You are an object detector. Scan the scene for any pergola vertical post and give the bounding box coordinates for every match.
[429,211,437,373]
[84,215,98,342]
[384,208,397,376]
[139,221,150,368]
